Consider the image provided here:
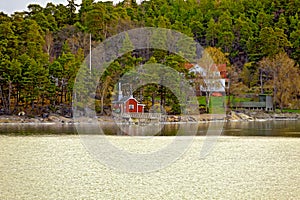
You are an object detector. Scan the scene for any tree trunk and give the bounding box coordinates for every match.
[205,92,210,113]
[13,91,19,114]
[31,100,35,111]
[101,95,104,114]
[260,69,263,94]
[100,80,110,115]
[7,81,12,114]
[273,71,277,111]
[226,80,231,112]
[279,91,283,113]
[60,85,63,104]
[151,94,155,107]
[160,85,163,107]
[0,85,7,113]
[273,86,277,111]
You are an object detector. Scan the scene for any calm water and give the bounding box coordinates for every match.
[1,120,300,137]
[1,121,300,199]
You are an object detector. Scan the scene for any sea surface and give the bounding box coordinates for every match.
[1,120,300,137]
[0,121,300,199]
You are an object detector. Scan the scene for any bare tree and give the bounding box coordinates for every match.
[259,52,300,111]
[195,50,224,113]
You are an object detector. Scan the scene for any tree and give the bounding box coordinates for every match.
[206,18,218,46]
[240,62,258,89]
[85,2,112,41]
[204,47,230,65]
[217,11,234,52]
[275,14,288,32]
[51,43,82,106]
[97,69,113,114]
[119,32,134,55]
[233,14,256,50]
[190,15,204,44]
[259,52,300,111]
[27,4,55,32]
[150,28,168,61]
[258,27,291,57]
[66,0,79,24]
[290,28,300,64]
[256,10,272,28]
[1,0,300,116]
[195,49,224,113]
[53,4,70,27]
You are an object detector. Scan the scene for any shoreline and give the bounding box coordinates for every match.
[0,111,299,124]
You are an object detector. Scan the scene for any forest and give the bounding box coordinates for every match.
[0,0,300,116]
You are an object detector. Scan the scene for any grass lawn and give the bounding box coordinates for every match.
[276,109,300,113]
[198,96,253,112]
[199,95,300,114]
[197,96,227,114]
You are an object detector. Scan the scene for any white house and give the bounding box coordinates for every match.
[189,64,227,95]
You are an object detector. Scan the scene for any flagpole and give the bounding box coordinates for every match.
[89,33,92,74]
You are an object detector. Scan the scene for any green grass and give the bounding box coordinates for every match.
[276,109,300,113]
[198,96,226,114]
[197,95,261,114]
[199,96,252,103]
[230,96,252,103]
[198,96,206,105]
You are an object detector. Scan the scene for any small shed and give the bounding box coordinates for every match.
[259,94,273,111]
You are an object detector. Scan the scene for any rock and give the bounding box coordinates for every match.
[188,116,196,122]
[227,111,253,121]
[48,115,61,122]
[42,113,49,118]
[0,118,9,123]
[166,116,178,122]
[18,111,25,116]
[228,111,241,121]
[46,115,73,123]
[238,113,254,120]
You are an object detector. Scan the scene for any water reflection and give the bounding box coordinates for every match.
[0,120,300,137]
[0,124,76,135]
[223,120,300,137]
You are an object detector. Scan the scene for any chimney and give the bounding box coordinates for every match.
[118,82,123,101]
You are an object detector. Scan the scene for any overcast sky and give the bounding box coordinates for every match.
[0,0,126,15]
[1,0,76,14]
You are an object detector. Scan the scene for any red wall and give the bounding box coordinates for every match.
[138,105,143,113]
[125,99,138,113]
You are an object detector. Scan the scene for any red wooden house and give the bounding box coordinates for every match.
[113,95,144,113]
[113,87,145,115]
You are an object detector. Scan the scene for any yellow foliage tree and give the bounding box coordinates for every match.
[204,46,230,65]
[259,52,300,111]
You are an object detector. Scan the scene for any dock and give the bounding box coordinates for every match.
[112,112,162,124]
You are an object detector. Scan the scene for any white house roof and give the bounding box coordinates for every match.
[189,64,221,77]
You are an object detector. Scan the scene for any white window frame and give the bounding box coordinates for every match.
[129,104,134,110]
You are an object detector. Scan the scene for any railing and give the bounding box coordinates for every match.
[113,112,162,119]
[232,102,266,108]
[127,113,162,119]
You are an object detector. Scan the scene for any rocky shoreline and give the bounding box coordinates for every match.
[0,114,74,124]
[0,111,299,124]
[227,111,300,121]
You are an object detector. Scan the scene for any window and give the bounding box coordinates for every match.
[129,104,134,110]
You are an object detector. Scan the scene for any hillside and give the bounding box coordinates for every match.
[0,0,299,116]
